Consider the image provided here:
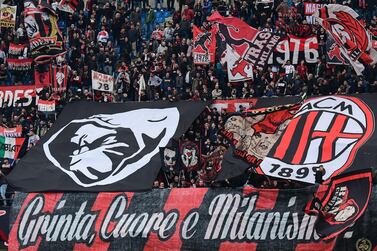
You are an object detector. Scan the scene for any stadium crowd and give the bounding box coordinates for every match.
[1,0,377,202]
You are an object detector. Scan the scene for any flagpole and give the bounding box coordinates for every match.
[91,70,95,101]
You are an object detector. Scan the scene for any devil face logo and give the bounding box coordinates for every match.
[43,108,180,187]
[194,32,212,53]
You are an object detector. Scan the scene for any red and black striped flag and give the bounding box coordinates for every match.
[24,1,65,64]
[259,95,375,185]
[50,64,68,92]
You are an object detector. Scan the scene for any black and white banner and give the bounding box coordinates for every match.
[7,101,207,192]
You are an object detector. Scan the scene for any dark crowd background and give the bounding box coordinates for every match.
[1,0,377,205]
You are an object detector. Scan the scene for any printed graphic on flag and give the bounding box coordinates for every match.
[0,136,25,160]
[259,96,374,184]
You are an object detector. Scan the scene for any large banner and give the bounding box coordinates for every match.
[314,4,377,75]
[24,1,65,64]
[222,103,300,168]
[0,4,16,28]
[0,85,36,107]
[7,101,208,192]
[259,95,375,184]
[8,186,377,251]
[92,70,114,92]
[208,12,281,75]
[269,35,319,65]
[192,25,216,65]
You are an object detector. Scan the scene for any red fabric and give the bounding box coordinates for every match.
[182,8,194,21]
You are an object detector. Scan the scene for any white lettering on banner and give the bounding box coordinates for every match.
[271,36,319,65]
[16,192,322,248]
[304,3,325,15]
[0,89,34,107]
[100,195,178,240]
[194,53,210,64]
[204,194,319,241]
[18,195,97,247]
[244,33,280,69]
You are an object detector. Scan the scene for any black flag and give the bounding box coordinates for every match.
[7,101,207,192]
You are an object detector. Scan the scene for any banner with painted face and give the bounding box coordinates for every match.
[222,103,300,168]
[8,186,377,250]
[0,4,16,28]
[23,1,65,64]
[6,101,207,192]
[215,96,303,181]
[305,170,373,240]
[259,94,376,185]
[161,146,179,173]
[180,141,200,172]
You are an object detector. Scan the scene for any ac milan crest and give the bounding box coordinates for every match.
[259,96,374,184]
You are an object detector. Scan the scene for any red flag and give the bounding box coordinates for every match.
[50,65,68,92]
[58,0,79,13]
[208,12,281,72]
[192,25,216,65]
[35,67,51,88]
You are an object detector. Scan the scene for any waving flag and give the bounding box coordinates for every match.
[0,136,25,160]
[314,4,377,75]
[259,95,375,184]
[306,170,373,240]
[57,0,78,13]
[24,1,65,64]
[192,25,216,65]
[51,64,68,92]
[208,12,281,73]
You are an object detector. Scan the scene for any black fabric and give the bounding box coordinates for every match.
[6,101,207,192]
